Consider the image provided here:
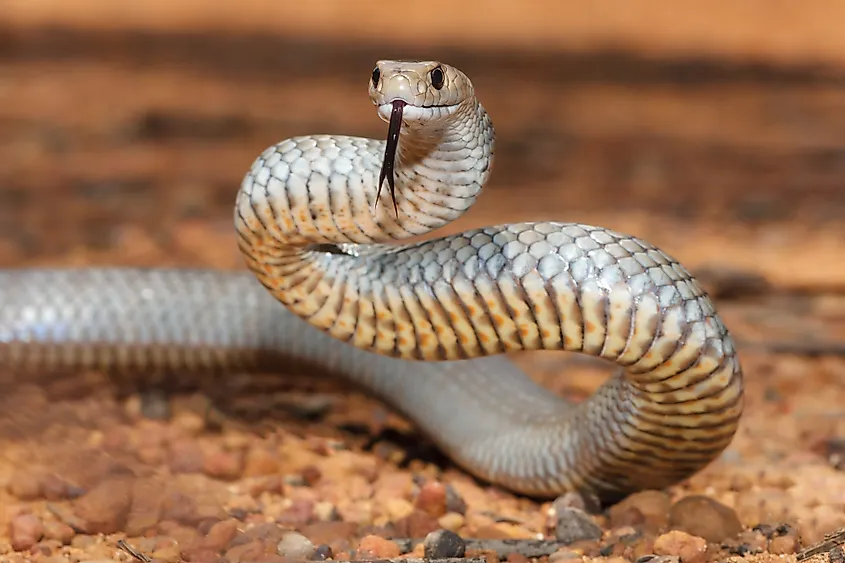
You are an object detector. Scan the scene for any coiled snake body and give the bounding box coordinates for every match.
[0,61,743,502]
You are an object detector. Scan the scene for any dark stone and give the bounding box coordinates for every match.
[423,529,466,559]
[554,507,603,544]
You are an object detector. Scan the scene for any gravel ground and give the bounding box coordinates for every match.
[2,311,845,563]
[2,26,845,563]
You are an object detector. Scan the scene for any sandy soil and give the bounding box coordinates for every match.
[1,14,845,563]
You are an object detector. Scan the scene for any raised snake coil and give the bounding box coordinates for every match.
[0,61,743,502]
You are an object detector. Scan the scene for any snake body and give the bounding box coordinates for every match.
[0,61,743,502]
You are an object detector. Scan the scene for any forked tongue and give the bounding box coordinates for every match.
[377,99,406,216]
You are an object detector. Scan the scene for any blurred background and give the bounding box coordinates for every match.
[2,1,845,556]
[1,1,844,290]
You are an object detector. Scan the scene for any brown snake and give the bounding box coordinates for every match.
[0,60,743,503]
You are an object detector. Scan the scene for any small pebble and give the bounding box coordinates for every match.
[635,556,679,563]
[424,529,466,559]
[776,523,797,536]
[555,506,603,544]
[723,530,767,556]
[276,498,316,526]
[10,513,44,551]
[238,521,288,545]
[313,544,334,560]
[395,509,441,537]
[357,534,401,559]
[300,521,359,554]
[437,511,465,532]
[182,546,219,562]
[125,478,167,537]
[473,522,536,540]
[222,431,251,451]
[549,549,583,563]
[243,447,281,477]
[203,448,244,481]
[313,501,340,522]
[42,520,75,545]
[41,473,74,501]
[374,472,415,502]
[769,534,799,555]
[284,473,307,487]
[31,539,57,557]
[202,519,240,551]
[101,426,132,453]
[445,484,468,514]
[227,493,260,516]
[136,445,165,465]
[160,491,203,527]
[132,537,162,554]
[245,475,281,498]
[226,539,266,562]
[385,498,415,521]
[168,439,205,474]
[171,410,207,435]
[830,546,845,563]
[609,490,670,533]
[139,389,171,420]
[653,531,707,563]
[628,537,658,562]
[415,481,448,518]
[7,470,43,500]
[751,523,776,538]
[277,530,317,559]
[668,495,742,542]
[70,534,97,549]
[337,499,374,526]
[301,464,322,486]
[608,525,640,542]
[554,491,602,515]
[162,523,200,550]
[72,477,134,534]
[729,472,755,492]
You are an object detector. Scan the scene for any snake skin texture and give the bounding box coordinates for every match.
[0,60,744,502]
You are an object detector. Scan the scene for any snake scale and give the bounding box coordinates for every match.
[0,61,743,503]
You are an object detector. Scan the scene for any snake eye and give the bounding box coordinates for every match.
[371,67,380,87]
[430,66,445,90]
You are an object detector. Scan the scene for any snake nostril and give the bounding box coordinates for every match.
[371,67,380,88]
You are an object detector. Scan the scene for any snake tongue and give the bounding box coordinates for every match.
[377,99,405,217]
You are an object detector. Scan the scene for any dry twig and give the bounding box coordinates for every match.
[797,528,845,562]
[392,538,566,558]
[117,539,152,563]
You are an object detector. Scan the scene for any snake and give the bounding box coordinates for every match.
[0,60,743,504]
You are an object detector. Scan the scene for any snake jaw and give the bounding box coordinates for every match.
[377,99,405,218]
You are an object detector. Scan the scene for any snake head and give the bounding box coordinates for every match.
[368,60,473,217]
[369,60,473,121]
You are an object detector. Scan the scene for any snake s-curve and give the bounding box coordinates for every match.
[0,61,743,502]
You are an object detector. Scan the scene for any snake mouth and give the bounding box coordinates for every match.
[377,99,405,217]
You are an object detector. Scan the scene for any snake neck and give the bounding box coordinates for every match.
[235,99,494,251]
[235,97,495,315]
[391,100,494,229]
